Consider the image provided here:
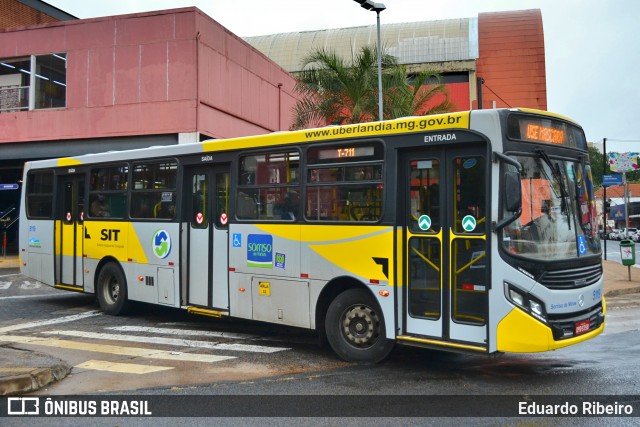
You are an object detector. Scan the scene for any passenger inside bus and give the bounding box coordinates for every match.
[274,190,299,220]
[154,201,175,219]
[132,198,152,218]
[90,195,110,217]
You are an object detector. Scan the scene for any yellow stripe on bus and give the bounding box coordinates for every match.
[255,224,394,285]
[396,335,486,352]
[57,158,84,167]
[202,112,471,153]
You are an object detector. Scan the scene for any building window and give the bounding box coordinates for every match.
[0,53,66,113]
[0,57,30,112]
[35,54,66,109]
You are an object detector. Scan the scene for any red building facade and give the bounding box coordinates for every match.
[0,7,298,152]
[475,9,547,110]
[0,5,299,252]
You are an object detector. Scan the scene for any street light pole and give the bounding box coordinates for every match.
[353,0,386,121]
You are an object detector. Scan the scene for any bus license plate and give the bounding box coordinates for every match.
[575,319,590,335]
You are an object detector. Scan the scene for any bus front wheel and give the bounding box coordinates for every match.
[325,288,394,363]
[96,262,129,315]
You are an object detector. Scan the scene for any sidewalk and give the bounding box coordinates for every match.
[0,256,638,395]
[0,256,19,270]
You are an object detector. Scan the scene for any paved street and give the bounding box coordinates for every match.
[1,256,639,426]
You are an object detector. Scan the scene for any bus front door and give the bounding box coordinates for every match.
[55,174,85,289]
[400,146,489,350]
[183,165,230,309]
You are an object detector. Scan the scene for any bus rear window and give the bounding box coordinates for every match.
[26,171,54,219]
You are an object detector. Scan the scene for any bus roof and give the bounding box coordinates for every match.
[25,108,578,170]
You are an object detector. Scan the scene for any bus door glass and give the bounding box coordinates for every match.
[401,146,489,348]
[184,165,230,309]
[56,173,85,288]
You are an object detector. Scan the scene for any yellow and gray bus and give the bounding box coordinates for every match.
[19,108,604,362]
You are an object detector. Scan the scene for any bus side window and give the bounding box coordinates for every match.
[154,201,175,219]
[275,190,299,220]
[237,191,257,219]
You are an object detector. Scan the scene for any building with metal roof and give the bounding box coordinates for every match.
[245,9,547,112]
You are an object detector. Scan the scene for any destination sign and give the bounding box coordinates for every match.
[507,114,587,149]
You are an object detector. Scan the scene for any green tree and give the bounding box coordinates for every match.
[291,46,452,130]
[588,145,604,187]
[383,68,452,119]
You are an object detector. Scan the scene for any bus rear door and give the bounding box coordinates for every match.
[55,173,85,289]
[183,165,230,310]
[399,145,489,351]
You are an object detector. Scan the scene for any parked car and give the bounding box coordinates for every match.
[609,229,622,240]
[617,228,638,241]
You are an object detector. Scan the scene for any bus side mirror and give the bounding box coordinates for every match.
[504,171,521,212]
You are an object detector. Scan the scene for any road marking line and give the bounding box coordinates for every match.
[43,330,290,353]
[0,293,73,300]
[106,326,260,340]
[0,335,235,363]
[0,310,102,334]
[75,360,174,374]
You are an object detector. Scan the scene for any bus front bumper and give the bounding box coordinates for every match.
[496,297,606,353]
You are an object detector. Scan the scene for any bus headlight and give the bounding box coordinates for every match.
[506,283,547,323]
[529,300,543,316]
[509,289,525,306]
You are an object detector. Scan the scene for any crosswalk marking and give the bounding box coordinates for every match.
[0,335,235,363]
[0,294,71,300]
[107,326,260,340]
[0,311,102,333]
[43,330,290,353]
[75,360,174,374]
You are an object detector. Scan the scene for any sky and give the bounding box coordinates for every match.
[44,0,640,153]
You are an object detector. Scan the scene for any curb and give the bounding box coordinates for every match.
[0,364,70,396]
[605,287,640,298]
[0,366,70,396]
[0,345,71,396]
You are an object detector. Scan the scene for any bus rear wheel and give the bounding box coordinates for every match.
[96,262,129,315]
[325,288,394,363]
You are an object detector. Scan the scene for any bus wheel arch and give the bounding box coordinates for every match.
[95,258,129,316]
[319,279,394,363]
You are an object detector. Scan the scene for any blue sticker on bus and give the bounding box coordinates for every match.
[463,158,477,169]
[577,235,587,255]
[275,253,286,269]
[232,233,242,247]
[247,234,273,268]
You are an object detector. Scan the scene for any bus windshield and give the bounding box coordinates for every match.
[502,153,601,261]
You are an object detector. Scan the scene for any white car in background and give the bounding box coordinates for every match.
[619,228,638,241]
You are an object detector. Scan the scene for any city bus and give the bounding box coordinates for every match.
[19,108,604,363]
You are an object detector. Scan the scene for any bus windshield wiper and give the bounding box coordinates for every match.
[536,149,570,222]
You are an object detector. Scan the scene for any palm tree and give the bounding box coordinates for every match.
[291,45,452,129]
[383,68,453,119]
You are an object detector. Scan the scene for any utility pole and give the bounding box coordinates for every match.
[603,138,607,260]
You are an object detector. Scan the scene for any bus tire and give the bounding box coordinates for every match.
[96,262,129,315]
[325,288,394,363]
